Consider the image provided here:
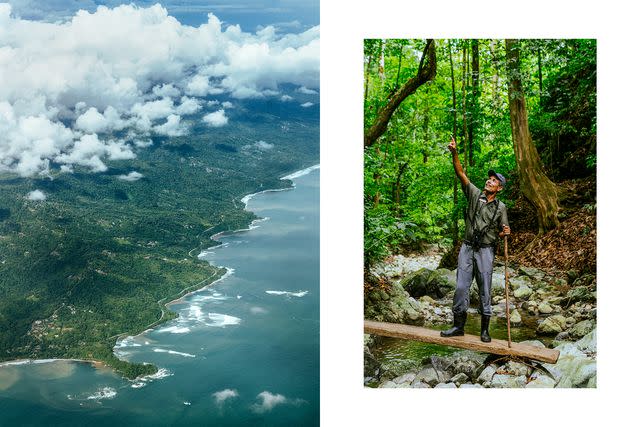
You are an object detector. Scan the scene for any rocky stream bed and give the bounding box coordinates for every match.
[364,247,597,388]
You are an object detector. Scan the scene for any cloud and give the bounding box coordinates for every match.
[250,391,287,413]
[250,391,306,413]
[203,110,228,127]
[296,86,317,95]
[26,189,46,201]
[118,171,143,181]
[300,102,314,108]
[0,3,319,177]
[154,114,186,136]
[254,140,273,150]
[250,306,267,314]
[213,389,239,404]
[280,95,293,102]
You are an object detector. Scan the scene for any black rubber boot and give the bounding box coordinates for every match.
[481,314,491,342]
[440,312,466,337]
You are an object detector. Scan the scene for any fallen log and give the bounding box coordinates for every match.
[364,320,559,364]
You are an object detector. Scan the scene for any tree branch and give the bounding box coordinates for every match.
[365,40,437,148]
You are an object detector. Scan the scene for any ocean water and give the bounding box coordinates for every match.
[0,167,319,426]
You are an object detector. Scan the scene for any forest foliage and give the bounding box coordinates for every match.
[364,39,596,268]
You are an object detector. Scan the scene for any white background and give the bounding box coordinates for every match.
[320,0,639,425]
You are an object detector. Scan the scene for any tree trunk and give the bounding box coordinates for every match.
[537,45,543,99]
[394,162,409,209]
[462,41,469,172]
[364,40,437,148]
[470,39,479,167]
[448,40,459,243]
[505,39,560,233]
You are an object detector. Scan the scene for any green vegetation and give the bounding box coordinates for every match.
[364,39,596,268]
[0,99,318,378]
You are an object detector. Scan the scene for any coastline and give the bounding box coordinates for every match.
[0,163,319,378]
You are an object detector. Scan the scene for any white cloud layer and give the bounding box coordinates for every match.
[0,3,319,177]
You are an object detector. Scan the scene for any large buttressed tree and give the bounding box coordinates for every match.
[505,39,560,233]
[364,39,437,148]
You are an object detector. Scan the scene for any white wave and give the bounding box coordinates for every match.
[157,326,191,334]
[31,359,60,364]
[114,336,142,349]
[265,290,308,298]
[280,164,320,180]
[145,368,173,381]
[153,348,196,358]
[131,382,146,389]
[241,187,292,206]
[87,387,117,401]
[0,360,31,366]
[206,313,241,327]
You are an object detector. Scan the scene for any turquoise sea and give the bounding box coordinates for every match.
[0,167,319,426]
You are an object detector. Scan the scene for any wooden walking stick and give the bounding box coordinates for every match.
[504,235,512,348]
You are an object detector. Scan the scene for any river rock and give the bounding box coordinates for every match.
[513,285,533,300]
[379,381,397,388]
[446,351,486,378]
[525,372,556,388]
[450,373,469,386]
[460,383,483,388]
[401,268,457,299]
[537,315,567,335]
[476,364,497,385]
[364,345,381,378]
[434,382,457,388]
[509,309,522,325]
[510,276,532,291]
[393,373,416,385]
[564,286,596,304]
[502,361,530,377]
[518,266,546,281]
[574,273,595,288]
[576,329,597,354]
[543,330,597,388]
[415,367,440,387]
[365,282,426,326]
[411,381,431,388]
[490,374,527,388]
[538,302,554,314]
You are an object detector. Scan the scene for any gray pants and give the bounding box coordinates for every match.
[452,243,494,316]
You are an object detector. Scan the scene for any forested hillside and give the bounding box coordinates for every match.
[0,99,319,378]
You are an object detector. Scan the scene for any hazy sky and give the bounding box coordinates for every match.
[5,0,319,30]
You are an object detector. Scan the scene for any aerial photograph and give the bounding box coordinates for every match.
[0,1,319,425]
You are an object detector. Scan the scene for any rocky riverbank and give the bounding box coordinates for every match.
[364,251,597,388]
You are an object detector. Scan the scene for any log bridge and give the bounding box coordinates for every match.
[364,320,560,364]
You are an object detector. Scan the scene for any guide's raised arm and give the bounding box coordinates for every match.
[447,136,470,187]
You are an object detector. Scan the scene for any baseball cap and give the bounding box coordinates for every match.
[488,169,506,187]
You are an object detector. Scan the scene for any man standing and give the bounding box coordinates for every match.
[440,137,510,342]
